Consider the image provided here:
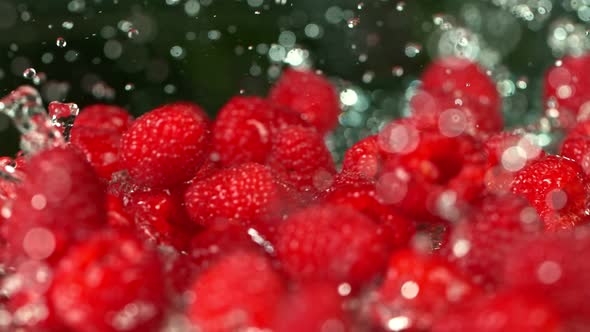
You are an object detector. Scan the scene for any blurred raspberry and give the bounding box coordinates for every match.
[50,229,167,332]
[269,68,341,134]
[274,205,390,287]
[187,250,285,332]
[372,250,482,331]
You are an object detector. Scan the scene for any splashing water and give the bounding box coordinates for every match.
[48,102,79,141]
[0,86,64,154]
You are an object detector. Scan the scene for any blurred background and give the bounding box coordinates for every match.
[0,0,587,157]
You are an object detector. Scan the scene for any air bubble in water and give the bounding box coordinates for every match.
[48,101,79,141]
[22,68,36,80]
[56,37,67,48]
[357,2,364,10]
[61,21,74,30]
[392,66,404,77]
[124,83,135,91]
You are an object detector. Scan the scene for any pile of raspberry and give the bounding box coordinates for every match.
[2,55,590,332]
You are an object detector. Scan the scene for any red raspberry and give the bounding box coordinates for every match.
[511,155,590,230]
[377,120,487,221]
[5,288,65,332]
[272,283,351,332]
[49,229,167,332]
[70,128,123,180]
[323,182,415,249]
[187,250,285,332]
[442,193,542,288]
[432,290,561,332]
[503,229,590,330]
[127,188,198,250]
[165,222,271,296]
[372,250,482,331]
[120,102,209,188]
[543,54,590,128]
[274,205,390,287]
[482,131,546,194]
[106,192,133,227]
[1,260,64,331]
[74,104,133,134]
[561,132,590,176]
[184,163,279,226]
[269,68,341,134]
[212,96,305,167]
[267,125,336,193]
[419,57,500,115]
[341,135,381,180]
[410,89,503,137]
[1,147,105,263]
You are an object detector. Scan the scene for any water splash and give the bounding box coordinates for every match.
[48,102,79,141]
[0,86,64,154]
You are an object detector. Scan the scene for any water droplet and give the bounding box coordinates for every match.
[61,21,74,30]
[404,43,422,58]
[170,45,185,59]
[22,68,36,80]
[127,28,139,39]
[48,101,79,141]
[56,37,67,48]
[396,1,405,11]
[32,72,47,86]
[392,66,404,77]
[347,17,360,28]
[0,86,64,153]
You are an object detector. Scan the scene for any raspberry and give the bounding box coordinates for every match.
[187,220,265,276]
[432,290,561,332]
[377,120,487,221]
[341,135,381,180]
[503,229,590,330]
[120,102,210,188]
[269,68,340,134]
[561,132,590,176]
[1,147,105,263]
[511,155,590,230]
[274,205,390,286]
[372,250,482,331]
[127,188,198,250]
[267,125,336,193]
[410,89,503,137]
[419,57,500,115]
[272,283,351,332]
[484,131,545,168]
[49,229,167,332]
[442,193,542,288]
[184,162,279,226]
[70,128,123,180]
[212,96,305,167]
[323,182,415,249]
[1,261,64,331]
[187,250,285,332]
[543,54,590,128]
[74,104,133,134]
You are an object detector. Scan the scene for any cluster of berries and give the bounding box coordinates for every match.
[2,55,590,332]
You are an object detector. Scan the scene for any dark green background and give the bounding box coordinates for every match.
[0,0,574,156]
